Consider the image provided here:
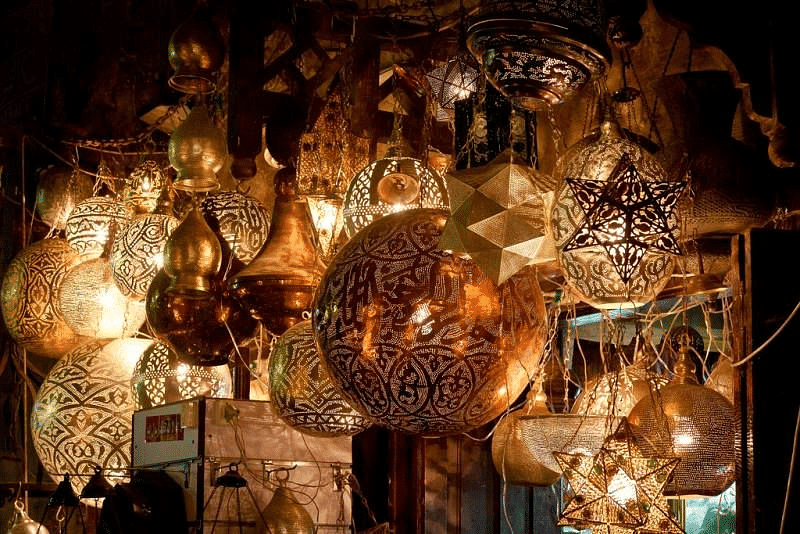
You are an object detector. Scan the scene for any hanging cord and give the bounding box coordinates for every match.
[780,405,800,534]
[733,294,800,367]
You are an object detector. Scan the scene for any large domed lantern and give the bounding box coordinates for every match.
[549,122,685,309]
[312,208,548,436]
[466,0,611,110]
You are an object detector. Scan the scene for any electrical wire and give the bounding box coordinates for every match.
[733,294,800,367]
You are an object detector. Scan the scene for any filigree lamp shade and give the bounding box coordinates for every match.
[1,239,85,358]
[110,212,179,300]
[628,347,736,497]
[438,149,558,285]
[425,54,481,120]
[312,208,548,436]
[59,258,146,339]
[125,161,168,214]
[306,195,346,264]
[571,362,668,418]
[343,133,449,236]
[262,484,315,534]
[167,10,224,94]
[65,197,132,260]
[131,342,232,410]
[269,320,370,437]
[31,338,153,495]
[466,0,610,110]
[201,191,271,264]
[169,103,226,192]
[35,167,95,230]
[550,122,684,309]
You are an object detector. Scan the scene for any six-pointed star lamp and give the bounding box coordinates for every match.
[554,419,685,534]
[563,152,684,284]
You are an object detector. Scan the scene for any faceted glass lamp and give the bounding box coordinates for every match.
[628,344,736,496]
[425,53,481,120]
[550,122,684,309]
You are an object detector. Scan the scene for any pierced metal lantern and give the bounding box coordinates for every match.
[262,484,315,534]
[466,0,610,110]
[269,320,370,437]
[163,205,222,298]
[131,342,232,410]
[110,212,179,300]
[31,338,153,495]
[201,191,271,264]
[550,122,684,309]
[425,53,481,120]
[35,167,95,230]
[343,128,448,237]
[628,345,736,496]
[168,10,224,94]
[59,258,146,339]
[65,196,131,260]
[125,160,168,214]
[571,361,668,418]
[1,238,85,358]
[312,208,548,436]
[169,103,226,192]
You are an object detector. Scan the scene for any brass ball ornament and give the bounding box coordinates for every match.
[269,320,370,437]
[1,238,85,358]
[312,208,548,436]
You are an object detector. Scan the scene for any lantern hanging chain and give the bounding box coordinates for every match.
[646,28,684,144]
[625,47,664,151]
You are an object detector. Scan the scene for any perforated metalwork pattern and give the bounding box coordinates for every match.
[65,197,132,260]
[312,208,548,435]
[201,191,271,264]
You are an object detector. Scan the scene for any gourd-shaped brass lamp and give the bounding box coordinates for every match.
[628,342,736,496]
[167,9,224,94]
[229,168,326,335]
[169,102,226,192]
[163,205,222,298]
[262,482,315,534]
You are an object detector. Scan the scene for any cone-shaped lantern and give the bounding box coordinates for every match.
[163,205,222,298]
[229,167,326,335]
[169,102,226,192]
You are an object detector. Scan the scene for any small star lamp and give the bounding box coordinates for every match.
[425,53,481,120]
[438,149,558,285]
[550,122,684,309]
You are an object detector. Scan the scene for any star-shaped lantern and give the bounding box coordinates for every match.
[425,53,481,121]
[563,153,684,284]
[438,149,558,285]
[554,419,685,534]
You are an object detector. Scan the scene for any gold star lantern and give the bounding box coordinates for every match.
[438,149,558,285]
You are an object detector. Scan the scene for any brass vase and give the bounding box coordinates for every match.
[167,10,224,94]
[262,485,315,534]
[163,205,222,298]
[228,168,326,335]
[169,102,226,192]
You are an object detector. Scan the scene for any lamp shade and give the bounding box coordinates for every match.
[169,103,226,192]
[312,208,548,435]
[131,342,232,410]
[110,212,179,300]
[31,338,152,494]
[59,258,146,339]
[35,167,94,230]
[168,10,224,94]
[549,122,683,309]
[125,160,168,214]
[1,238,85,358]
[163,205,222,298]
[269,320,370,437]
[201,191,271,264]
[571,362,668,418]
[65,196,131,260]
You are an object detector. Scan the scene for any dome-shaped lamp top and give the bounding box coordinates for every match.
[168,10,224,94]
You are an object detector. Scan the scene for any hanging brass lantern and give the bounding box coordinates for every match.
[228,168,326,335]
[169,102,226,192]
[65,196,132,260]
[163,205,222,298]
[125,160,169,214]
[35,167,94,230]
[628,343,736,496]
[262,483,315,534]
[167,10,224,94]
[7,499,50,534]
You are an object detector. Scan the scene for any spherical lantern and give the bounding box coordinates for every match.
[312,208,548,436]
[146,269,257,366]
[627,346,736,496]
[571,361,668,417]
[549,122,684,309]
[466,0,610,110]
[169,103,226,192]
[110,212,179,300]
[201,191,271,264]
[342,131,448,237]
[269,320,370,437]
[31,338,153,494]
[125,160,168,214]
[65,196,131,260]
[167,10,224,94]
[59,258,146,339]
[131,342,232,410]
[1,239,85,358]
[35,167,95,230]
